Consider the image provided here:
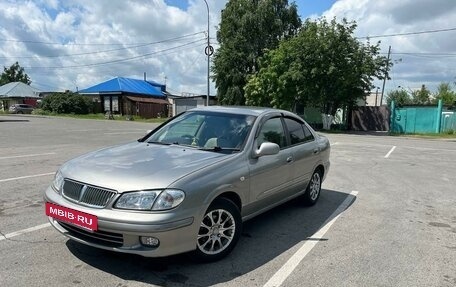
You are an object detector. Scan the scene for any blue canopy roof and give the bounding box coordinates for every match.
[79,77,164,97]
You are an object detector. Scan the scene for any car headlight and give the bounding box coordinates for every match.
[114,189,185,211]
[152,189,185,210]
[52,171,64,193]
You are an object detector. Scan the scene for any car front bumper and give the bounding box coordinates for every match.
[44,186,199,257]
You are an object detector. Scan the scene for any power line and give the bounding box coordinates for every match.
[25,38,207,69]
[0,31,205,47]
[391,52,456,56]
[380,52,456,59]
[358,27,456,39]
[0,42,153,59]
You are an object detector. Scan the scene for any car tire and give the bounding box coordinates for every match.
[192,197,242,262]
[302,169,322,206]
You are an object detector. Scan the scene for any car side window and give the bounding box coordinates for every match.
[303,124,315,141]
[257,117,286,148]
[284,118,306,145]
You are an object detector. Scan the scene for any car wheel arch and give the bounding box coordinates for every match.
[213,191,242,212]
[315,164,325,178]
[199,190,243,219]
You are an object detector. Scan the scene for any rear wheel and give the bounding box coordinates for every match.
[302,169,322,206]
[193,198,242,262]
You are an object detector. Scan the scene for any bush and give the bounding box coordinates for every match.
[31,108,52,115]
[41,92,92,114]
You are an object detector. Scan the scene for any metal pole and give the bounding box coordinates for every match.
[380,45,391,106]
[203,0,210,106]
[375,87,379,106]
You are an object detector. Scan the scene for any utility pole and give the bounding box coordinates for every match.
[203,0,213,106]
[380,45,391,106]
[375,87,379,106]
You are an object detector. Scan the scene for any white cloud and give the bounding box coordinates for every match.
[0,0,455,95]
[0,0,226,94]
[322,0,456,93]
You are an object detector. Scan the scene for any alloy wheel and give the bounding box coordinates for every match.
[309,172,321,201]
[197,209,236,255]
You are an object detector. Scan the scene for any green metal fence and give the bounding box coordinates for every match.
[390,100,445,134]
[441,109,456,133]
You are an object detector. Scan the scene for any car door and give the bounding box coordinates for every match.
[283,117,319,190]
[246,115,293,214]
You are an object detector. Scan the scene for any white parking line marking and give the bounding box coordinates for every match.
[0,223,51,241]
[384,146,396,158]
[0,152,56,160]
[0,172,54,183]
[263,190,358,287]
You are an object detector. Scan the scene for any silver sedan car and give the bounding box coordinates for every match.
[44,106,330,262]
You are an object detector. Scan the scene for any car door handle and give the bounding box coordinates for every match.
[286,156,293,163]
[313,148,320,154]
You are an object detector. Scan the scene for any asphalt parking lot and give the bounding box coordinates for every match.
[1,114,455,287]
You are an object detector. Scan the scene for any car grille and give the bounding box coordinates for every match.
[58,221,124,248]
[62,179,116,208]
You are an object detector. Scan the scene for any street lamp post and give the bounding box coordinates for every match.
[203,0,212,106]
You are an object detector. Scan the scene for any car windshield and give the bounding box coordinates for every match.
[147,111,256,153]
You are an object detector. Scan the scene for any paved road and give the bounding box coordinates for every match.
[1,115,455,287]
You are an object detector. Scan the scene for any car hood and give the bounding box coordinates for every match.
[60,142,228,192]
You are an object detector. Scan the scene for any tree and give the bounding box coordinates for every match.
[410,84,431,105]
[433,82,455,106]
[41,92,92,114]
[386,89,411,106]
[245,18,389,116]
[0,62,31,85]
[212,0,301,105]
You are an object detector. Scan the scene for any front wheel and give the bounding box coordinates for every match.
[302,170,322,206]
[193,198,242,262]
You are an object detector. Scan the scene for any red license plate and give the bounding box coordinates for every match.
[45,202,98,231]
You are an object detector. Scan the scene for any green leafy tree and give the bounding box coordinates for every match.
[433,82,455,106]
[386,89,411,106]
[411,84,431,105]
[212,0,301,105]
[0,62,31,85]
[41,92,92,114]
[245,18,389,115]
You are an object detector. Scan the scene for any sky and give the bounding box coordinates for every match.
[0,0,455,96]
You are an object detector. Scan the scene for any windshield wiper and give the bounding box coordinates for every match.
[198,146,240,152]
[147,141,171,145]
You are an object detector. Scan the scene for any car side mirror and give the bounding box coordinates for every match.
[253,142,280,158]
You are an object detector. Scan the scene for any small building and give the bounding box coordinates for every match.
[0,82,41,111]
[78,77,169,118]
[360,90,383,107]
[168,93,217,116]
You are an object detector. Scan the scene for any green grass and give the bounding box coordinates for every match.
[29,109,167,123]
[318,128,455,139]
[317,129,348,134]
[390,131,456,139]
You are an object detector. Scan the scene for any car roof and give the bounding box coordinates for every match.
[189,106,292,117]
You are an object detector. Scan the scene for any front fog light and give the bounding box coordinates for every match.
[140,236,160,247]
